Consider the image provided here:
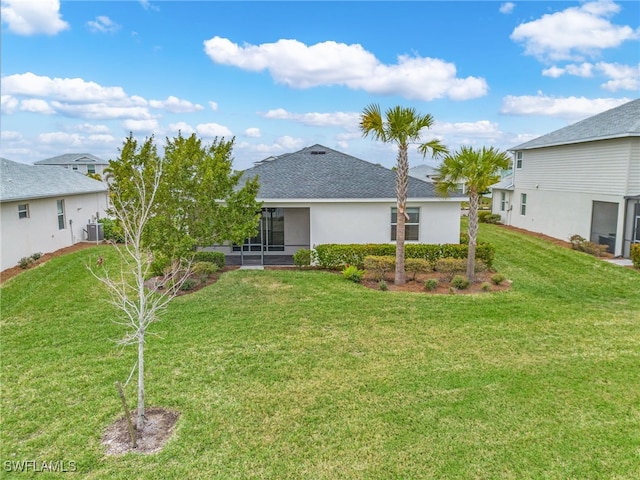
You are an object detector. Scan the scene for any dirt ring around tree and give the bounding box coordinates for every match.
[102,407,180,455]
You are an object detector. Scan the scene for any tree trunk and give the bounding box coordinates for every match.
[467,191,479,282]
[395,145,409,285]
[136,331,145,431]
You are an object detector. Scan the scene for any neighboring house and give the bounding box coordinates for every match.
[492,98,639,257]
[208,144,464,265]
[409,164,466,194]
[34,153,110,177]
[0,158,109,271]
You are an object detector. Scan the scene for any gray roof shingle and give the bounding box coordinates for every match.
[240,144,441,199]
[511,98,640,151]
[1,158,107,202]
[33,153,109,165]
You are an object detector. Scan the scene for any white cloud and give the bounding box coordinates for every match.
[86,15,121,34]
[510,1,638,62]
[500,94,631,120]
[208,101,218,111]
[1,0,69,35]
[168,122,196,135]
[149,96,204,113]
[1,130,23,141]
[39,132,84,146]
[433,120,502,138]
[499,2,515,14]
[244,127,261,138]
[1,95,19,114]
[123,119,160,133]
[542,62,639,91]
[196,123,232,138]
[74,123,111,134]
[51,101,152,120]
[263,108,360,128]
[203,37,487,101]
[139,0,159,12]
[19,98,55,114]
[2,72,128,102]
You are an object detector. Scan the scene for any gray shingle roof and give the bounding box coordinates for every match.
[240,144,440,199]
[33,153,109,165]
[511,98,640,150]
[1,158,107,202]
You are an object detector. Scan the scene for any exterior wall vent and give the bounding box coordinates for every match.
[310,150,326,155]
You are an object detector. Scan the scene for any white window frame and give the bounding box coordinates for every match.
[516,151,523,169]
[520,193,527,216]
[500,192,506,212]
[87,164,96,174]
[18,203,30,219]
[391,206,420,241]
[57,199,66,230]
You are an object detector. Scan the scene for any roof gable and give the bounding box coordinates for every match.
[1,158,107,202]
[240,144,440,199]
[33,153,109,165]
[511,98,640,151]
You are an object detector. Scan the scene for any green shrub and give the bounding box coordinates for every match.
[569,234,586,250]
[459,232,469,244]
[451,275,470,289]
[180,278,198,291]
[631,244,640,269]
[293,248,313,268]
[17,256,34,269]
[363,255,395,281]
[424,279,438,291]
[378,280,388,291]
[99,217,125,243]
[342,265,364,283]
[435,257,467,281]
[478,211,501,224]
[405,258,432,280]
[31,252,43,261]
[150,254,172,278]
[481,282,492,292]
[192,251,225,269]
[192,261,219,277]
[491,273,506,285]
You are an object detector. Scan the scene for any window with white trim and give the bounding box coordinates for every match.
[18,203,30,219]
[500,192,506,212]
[520,193,527,216]
[57,199,66,230]
[87,165,96,174]
[391,207,420,241]
[516,151,523,169]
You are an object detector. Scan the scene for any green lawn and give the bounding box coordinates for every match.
[1,224,639,479]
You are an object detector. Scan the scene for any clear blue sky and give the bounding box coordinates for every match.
[1,0,638,170]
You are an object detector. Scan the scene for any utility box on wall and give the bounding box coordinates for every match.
[87,223,104,241]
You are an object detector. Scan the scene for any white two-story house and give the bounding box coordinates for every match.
[492,98,639,257]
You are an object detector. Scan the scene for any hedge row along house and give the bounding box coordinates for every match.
[492,98,640,258]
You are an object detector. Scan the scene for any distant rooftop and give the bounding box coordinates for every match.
[240,144,446,200]
[511,98,640,151]
[34,153,109,166]
[1,158,107,202]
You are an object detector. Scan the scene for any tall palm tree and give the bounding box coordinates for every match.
[360,104,448,285]
[435,146,511,281]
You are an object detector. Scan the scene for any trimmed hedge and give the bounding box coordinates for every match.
[192,250,225,269]
[314,242,495,269]
[631,244,640,269]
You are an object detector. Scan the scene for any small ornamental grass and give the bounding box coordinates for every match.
[451,275,470,290]
[342,265,364,283]
[424,278,439,291]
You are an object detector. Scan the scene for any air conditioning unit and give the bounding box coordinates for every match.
[87,223,104,241]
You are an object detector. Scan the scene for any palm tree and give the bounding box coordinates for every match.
[360,104,448,285]
[435,146,511,281]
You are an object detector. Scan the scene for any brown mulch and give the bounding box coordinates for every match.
[360,270,511,294]
[0,242,99,284]
[102,407,179,455]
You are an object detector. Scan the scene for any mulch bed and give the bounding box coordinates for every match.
[102,407,180,455]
